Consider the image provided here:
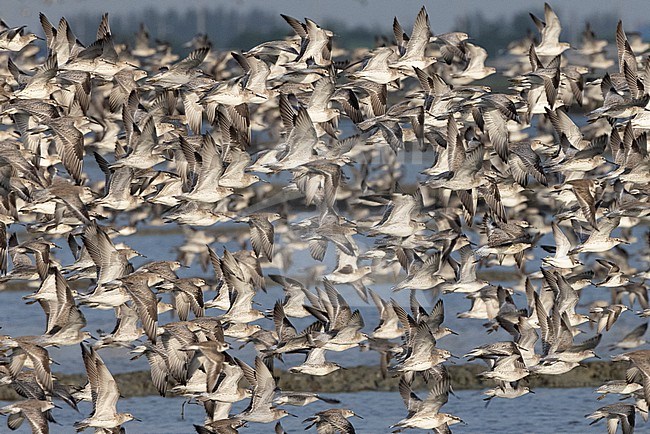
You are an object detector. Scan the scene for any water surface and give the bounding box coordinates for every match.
[0,387,632,433]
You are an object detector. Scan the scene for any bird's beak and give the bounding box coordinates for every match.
[354,414,364,419]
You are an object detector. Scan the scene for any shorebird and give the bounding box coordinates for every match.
[175,136,235,204]
[281,14,333,66]
[11,53,60,100]
[409,295,457,340]
[303,281,367,352]
[148,46,210,87]
[1,5,650,434]
[570,216,628,254]
[304,408,362,433]
[289,347,342,376]
[593,259,630,287]
[478,354,530,382]
[235,213,278,262]
[392,252,445,292]
[194,354,249,404]
[80,223,134,288]
[94,303,144,348]
[36,268,91,347]
[236,357,293,423]
[108,272,160,344]
[0,22,40,51]
[268,274,311,318]
[391,376,463,431]
[578,22,608,55]
[483,381,532,404]
[0,367,78,411]
[611,349,650,403]
[194,419,247,434]
[370,193,426,238]
[530,3,571,56]
[610,322,648,350]
[441,244,488,293]
[274,391,340,407]
[218,148,261,189]
[324,249,371,302]
[542,222,582,269]
[220,262,264,324]
[390,7,436,72]
[0,336,54,396]
[475,215,534,261]
[368,288,403,339]
[161,277,206,321]
[0,399,55,434]
[390,322,451,373]
[75,343,138,431]
[452,43,495,84]
[508,140,548,187]
[595,380,642,400]
[348,46,400,85]
[586,403,636,434]
[269,106,319,171]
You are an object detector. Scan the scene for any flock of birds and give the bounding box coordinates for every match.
[1,3,650,433]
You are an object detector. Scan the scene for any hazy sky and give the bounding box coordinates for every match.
[2,0,649,38]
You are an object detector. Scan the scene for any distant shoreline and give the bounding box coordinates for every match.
[0,361,628,401]
[0,268,523,292]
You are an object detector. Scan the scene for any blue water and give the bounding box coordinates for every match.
[1,144,649,433]
[0,275,645,376]
[0,387,634,433]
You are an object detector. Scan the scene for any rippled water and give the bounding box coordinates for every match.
[1,150,648,374]
[1,154,648,431]
[0,264,646,376]
[1,387,636,433]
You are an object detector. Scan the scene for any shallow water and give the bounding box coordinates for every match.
[1,151,648,431]
[0,387,635,433]
[0,277,646,377]
[0,244,646,374]
[1,261,648,376]
[2,149,648,371]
